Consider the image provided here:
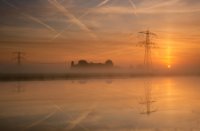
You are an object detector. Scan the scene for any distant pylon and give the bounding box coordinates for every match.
[138,30,157,71]
[13,51,25,65]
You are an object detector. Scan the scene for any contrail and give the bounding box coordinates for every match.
[79,0,137,21]
[52,0,111,40]
[66,110,92,130]
[48,0,97,39]
[2,0,57,33]
[22,13,57,32]
[53,104,92,131]
[80,0,111,18]
[97,0,110,7]
[142,0,180,10]
[60,0,66,3]
[65,105,96,130]
[52,30,65,40]
[128,0,137,16]
[25,110,57,129]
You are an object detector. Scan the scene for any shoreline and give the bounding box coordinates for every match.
[0,72,199,81]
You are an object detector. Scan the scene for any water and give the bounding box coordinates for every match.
[0,77,200,131]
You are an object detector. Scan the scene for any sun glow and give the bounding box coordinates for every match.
[164,39,173,68]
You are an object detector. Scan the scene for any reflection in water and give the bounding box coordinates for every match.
[75,80,113,84]
[139,80,157,115]
[105,79,113,84]
[0,77,200,130]
[64,105,96,131]
[78,80,87,84]
[25,108,58,130]
[14,81,25,93]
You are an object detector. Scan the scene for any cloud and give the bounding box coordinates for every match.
[48,0,97,39]
[2,0,57,33]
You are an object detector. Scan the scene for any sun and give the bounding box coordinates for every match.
[168,65,171,69]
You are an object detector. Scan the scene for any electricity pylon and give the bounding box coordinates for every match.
[138,30,157,115]
[139,81,157,115]
[138,30,157,72]
[13,51,25,65]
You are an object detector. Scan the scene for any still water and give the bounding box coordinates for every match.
[0,77,200,131]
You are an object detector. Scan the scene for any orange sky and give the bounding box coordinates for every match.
[0,0,200,71]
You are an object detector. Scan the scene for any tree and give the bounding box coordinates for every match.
[78,60,88,66]
[105,60,114,67]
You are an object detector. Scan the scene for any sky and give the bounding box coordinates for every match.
[0,0,200,71]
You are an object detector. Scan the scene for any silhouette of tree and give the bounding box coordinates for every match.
[71,59,114,68]
[78,60,88,66]
[71,61,75,67]
[105,60,114,67]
